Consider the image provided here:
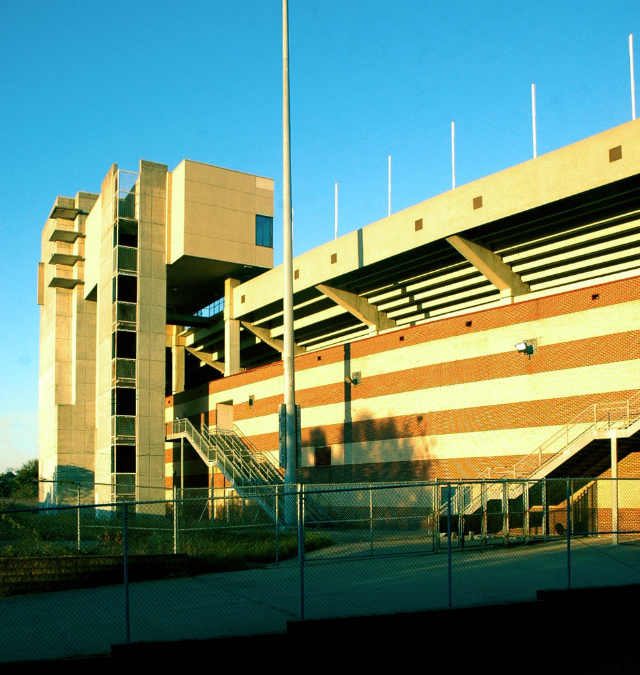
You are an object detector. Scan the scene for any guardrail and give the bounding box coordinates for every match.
[481,391,640,480]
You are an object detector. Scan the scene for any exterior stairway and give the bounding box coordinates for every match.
[167,418,329,525]
[480,390,640,480]
[452,391,640,518]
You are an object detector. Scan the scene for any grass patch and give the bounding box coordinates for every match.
[0,503,334,577]
[185,529,333,574]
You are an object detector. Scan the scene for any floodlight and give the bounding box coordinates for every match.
[515,341,534,356]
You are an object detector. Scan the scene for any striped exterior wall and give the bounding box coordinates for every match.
[166,274,640,482]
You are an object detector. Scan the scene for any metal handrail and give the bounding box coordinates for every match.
[206,424,282,485]
[169,418,331,525]
[480,391,640,480]
[204,425,276,486]
[169,419,280,520]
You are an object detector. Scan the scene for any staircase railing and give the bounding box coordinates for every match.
[201,423,282,487]
[231,424,284,485]
[204,424,332,525]
[480,391,640,480]
[170,419,336,525]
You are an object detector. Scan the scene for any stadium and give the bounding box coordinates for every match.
[38,120,640,531]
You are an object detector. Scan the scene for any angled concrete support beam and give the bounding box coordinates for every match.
[316,283,397,331]
[185,347,226,374]
[241,321,306,355]
[446,235,530,297]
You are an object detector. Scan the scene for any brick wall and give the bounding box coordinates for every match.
[167,275,640,482]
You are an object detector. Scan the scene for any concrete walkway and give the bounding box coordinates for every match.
[1,536,640,663]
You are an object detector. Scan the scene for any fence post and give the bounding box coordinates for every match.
[447,484,452,608]
[173,485,178,555]
[209,465,214,521]
[611,434,619,546]
[369,483,374,556]
[566,479,571,590]
[76,484,81,552]
[542,478,547,541]
[458,485,465,550]
[481,482,487,547]
[297,484,305,620]
[275,484,280,568]
[123,503,131,643]
[503,481,509,546]
[523,481,529,543]
[434,481,441,553]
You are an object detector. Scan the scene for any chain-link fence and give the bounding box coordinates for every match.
[1,477,640,662]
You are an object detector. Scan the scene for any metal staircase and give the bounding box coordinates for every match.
[451,391,640,519]
[481,391,640,480]
[167,419,330,525]
[167,418,282,521]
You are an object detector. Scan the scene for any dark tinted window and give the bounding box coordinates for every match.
[256,215,273,247]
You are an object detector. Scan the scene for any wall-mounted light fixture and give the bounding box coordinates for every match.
[346,371,361,385]
[515,341,534,358]
[248,395,255,406]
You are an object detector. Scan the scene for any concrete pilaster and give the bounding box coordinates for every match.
[137,160,169,504]
[224,278,241,376]
[171,325,185,394]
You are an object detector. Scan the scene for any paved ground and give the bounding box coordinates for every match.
[2,535,640,663]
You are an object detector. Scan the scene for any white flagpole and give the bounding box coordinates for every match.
[532,83,537,158]
[451,121,456,189]
[630,34,636,121]
[282,0,296,521]
[334,183,338,239]
[388,155,391,216]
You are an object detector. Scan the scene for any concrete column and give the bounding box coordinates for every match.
[224,278,241,376]
[611,432,619,545]
[171,325,185,394]
[172,345,185,393]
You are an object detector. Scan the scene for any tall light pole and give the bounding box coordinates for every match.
[282,0,297,522]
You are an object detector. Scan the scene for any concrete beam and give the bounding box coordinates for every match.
[316,284,397,331]
[241,321,306,355]
[446,235,530,297]
[185,347,226,374]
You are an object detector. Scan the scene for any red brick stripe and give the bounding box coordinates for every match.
[244,389,638,452]
[168,275,639,405]
[231,330,640,422]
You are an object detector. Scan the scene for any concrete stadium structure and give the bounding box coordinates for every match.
[38,160,274,503]
[38,120,640,506]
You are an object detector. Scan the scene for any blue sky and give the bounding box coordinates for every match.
[0,0,638,471]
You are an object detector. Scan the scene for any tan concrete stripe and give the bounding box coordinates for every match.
[178,274,640,400]
[242,389,638,453]
[231,334,640,428]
